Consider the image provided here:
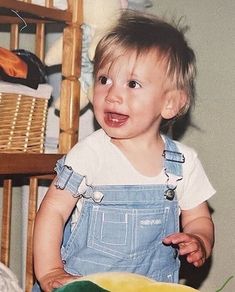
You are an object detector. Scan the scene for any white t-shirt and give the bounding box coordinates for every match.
[65,129,215,211]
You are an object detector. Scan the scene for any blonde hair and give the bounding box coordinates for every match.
[94,11,196,116]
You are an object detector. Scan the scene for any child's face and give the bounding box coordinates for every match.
[93,50,172,140]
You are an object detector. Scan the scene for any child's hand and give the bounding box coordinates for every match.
[163,232,207,267]
[39,268,82,292]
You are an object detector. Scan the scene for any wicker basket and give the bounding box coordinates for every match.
[0,93,48,153]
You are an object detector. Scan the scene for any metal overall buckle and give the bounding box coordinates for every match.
[163,150,184,201]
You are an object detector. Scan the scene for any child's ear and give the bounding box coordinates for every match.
[161,90,188,119]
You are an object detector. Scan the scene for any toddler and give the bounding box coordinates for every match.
[33,11,215,292]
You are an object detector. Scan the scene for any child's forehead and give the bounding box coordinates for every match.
[99,48,165,72]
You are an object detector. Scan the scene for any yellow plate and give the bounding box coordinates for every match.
[74,272,199,292]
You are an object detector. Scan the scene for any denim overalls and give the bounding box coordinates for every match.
[56,136,184,283]
[33,136,184,291]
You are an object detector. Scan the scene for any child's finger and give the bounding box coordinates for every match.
[163,233,190,245]
[190,255,205,267]
[178,242,193,255]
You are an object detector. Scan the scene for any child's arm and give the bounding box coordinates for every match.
[33,179,80,291]
[163,202,214,267]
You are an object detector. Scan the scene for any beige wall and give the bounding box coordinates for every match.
[150,1,235,291]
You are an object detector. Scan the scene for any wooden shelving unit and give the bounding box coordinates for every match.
[0,1,83,290]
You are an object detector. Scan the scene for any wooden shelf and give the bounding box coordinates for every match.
[0,1,82,291]
[0,0,72,23]
[0,153,63,176]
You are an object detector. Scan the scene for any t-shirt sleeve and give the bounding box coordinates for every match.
[178,148,216,210]
[54,137,100,197]
[64,139,100,185]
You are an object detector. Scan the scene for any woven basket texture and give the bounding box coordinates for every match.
[0,93,48,153]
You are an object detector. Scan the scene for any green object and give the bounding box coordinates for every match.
[215,275,234,292]
[54,280,110,292]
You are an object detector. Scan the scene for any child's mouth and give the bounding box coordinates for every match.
[104,112,129,127]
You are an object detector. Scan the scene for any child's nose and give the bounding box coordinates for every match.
[105,84,123,104]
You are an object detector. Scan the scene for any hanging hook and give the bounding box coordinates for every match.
[11,9,28,32]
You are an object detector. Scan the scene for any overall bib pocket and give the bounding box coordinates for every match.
[87,204,169,259]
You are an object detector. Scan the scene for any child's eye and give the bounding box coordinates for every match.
[98,75,112,85]
[128,80,141,89]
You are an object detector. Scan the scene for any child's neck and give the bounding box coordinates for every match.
[111,134,164,177]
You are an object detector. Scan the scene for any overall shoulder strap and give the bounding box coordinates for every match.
[163,135,185,177]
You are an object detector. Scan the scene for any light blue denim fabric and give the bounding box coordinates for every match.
[32,282,40,292]
[59,136,183,283]
[61,184,180,283]
[32,136,184,291]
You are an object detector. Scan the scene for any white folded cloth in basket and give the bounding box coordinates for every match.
[0,81,52,99]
